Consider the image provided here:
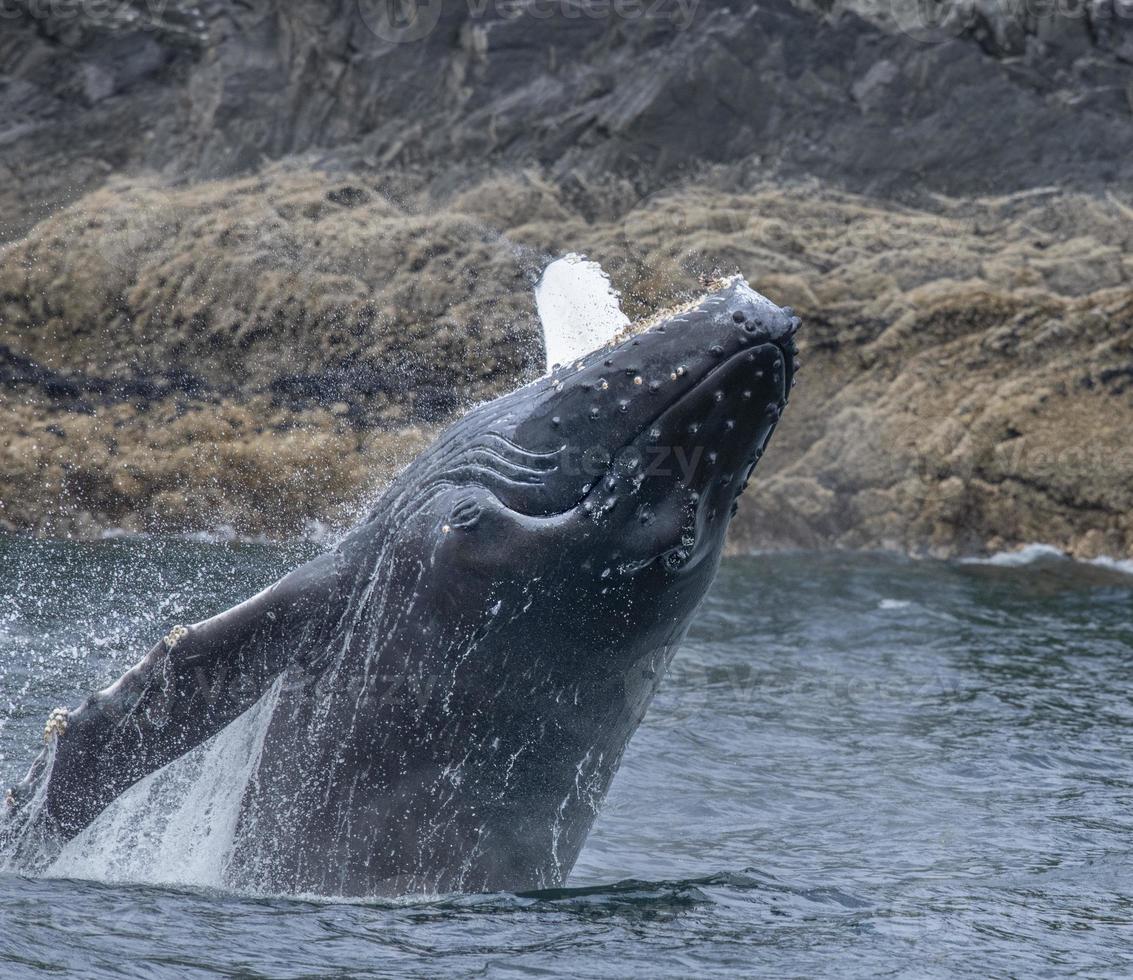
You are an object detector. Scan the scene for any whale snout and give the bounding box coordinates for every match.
[723,281,801,346]
[484,276,798,520]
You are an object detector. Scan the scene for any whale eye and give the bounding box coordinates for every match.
[449,496,482,530]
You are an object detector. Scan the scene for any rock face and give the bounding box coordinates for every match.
[723,188,1133,559]
[1,0,1132,555]
[0,168,543,536]
[4,0,1132,240]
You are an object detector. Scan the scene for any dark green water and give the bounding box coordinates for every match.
[1,533,1131,978]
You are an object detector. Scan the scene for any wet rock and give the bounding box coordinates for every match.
[2,0,1132,240]
[1,0,1131,555]
[2,171,1131,555]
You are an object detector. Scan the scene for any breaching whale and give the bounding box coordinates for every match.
[2,275,799,897]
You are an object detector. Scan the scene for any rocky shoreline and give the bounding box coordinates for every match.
[2,0,1131,557]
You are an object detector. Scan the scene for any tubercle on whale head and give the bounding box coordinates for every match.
[432,277,799,583]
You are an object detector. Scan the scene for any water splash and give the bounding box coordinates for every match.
[46,679,283,889]
[0,739,62,873]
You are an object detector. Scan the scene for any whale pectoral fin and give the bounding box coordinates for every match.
[2,551,340,852]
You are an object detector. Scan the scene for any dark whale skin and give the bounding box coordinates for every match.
[2,279,799,897]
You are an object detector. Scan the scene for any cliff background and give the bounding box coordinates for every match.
[2,0,1131,557]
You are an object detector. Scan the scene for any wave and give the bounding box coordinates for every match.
[962,543,1133,576]
[19,851,870,915]
[277,868,867,914]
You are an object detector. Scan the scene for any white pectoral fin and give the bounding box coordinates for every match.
[535,253,630,373]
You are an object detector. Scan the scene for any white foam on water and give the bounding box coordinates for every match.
[535,253,629,373]
[961,544,1067,567]
[47,678,282,889]
[97,527,135,540]
[1087,555,1133,576]
[961,543,1133,577]
[878,598,911,610]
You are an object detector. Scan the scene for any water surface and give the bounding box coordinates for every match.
[2,535,1131,977]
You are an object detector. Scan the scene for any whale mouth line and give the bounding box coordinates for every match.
[679,340,783,413]
[568,338,789,517]
[633,338,788,443]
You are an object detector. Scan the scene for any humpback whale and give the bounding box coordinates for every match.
[2,275,799,897]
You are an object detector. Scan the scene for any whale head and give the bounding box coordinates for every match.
[365,276,799,665]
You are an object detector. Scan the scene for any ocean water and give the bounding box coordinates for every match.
[1,533,1131,978]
